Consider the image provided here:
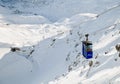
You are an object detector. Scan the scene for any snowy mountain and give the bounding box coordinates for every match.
[0,0,120,84]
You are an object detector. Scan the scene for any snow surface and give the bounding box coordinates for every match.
[0,0,120,84]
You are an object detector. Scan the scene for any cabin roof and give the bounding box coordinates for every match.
[82,41,92,45]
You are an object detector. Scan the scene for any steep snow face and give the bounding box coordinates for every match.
[47,3,120,84]
[0,0,120,84]
[49,25,120,84]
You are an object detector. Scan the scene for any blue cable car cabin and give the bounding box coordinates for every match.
[82,34,93,59]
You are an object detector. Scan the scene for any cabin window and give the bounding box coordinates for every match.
[86,45,92,51]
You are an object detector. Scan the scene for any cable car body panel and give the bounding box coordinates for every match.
[82,41,93,59]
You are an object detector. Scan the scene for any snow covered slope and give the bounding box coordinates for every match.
[0,0,120,84]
